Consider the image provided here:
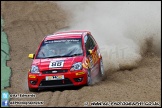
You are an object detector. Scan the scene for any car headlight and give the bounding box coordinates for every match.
[30,65,40,73]
[70,62,82,71]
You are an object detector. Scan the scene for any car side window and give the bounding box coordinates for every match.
[90,34,97,46]
[88,34,96,49]
[84,34,96,55]
[84,35,89,51]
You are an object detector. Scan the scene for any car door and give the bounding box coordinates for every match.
[84,34,100,77]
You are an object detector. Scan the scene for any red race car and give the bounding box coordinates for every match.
[28,30,104,92]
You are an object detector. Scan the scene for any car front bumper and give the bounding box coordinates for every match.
[28,69,88,89]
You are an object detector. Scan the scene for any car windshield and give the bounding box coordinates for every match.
[36,38,83,59]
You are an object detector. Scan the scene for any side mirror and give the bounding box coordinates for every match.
[87,50,93,55]
[88,50,93,54]
[28,54,35,59]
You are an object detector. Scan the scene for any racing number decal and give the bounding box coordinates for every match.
[49,60,64,68]
[52,62,61,67]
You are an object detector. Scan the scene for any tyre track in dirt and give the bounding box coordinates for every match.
[47,91,61,106]
[1,1,161,107]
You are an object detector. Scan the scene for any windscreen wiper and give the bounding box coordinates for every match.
[46,56,64,58]
[66,53,83,57]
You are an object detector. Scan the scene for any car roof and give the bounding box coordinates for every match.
[45,30,91,40]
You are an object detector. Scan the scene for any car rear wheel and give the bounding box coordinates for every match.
[29,87,38,92]
[100,59,105,78]
[86,69,92,86]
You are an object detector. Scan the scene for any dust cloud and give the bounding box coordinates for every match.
[56,1,161,72]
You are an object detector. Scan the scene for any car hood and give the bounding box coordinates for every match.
[32,56,84,71]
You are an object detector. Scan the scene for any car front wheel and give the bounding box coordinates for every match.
[86,69,92,86]
[29,87,38,92]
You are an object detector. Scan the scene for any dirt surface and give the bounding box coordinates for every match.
[1,1,161,107]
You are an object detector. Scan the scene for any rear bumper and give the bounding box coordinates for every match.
[28,69,88,89]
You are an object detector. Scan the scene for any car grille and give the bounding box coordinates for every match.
[42,69,68,74]
[39,78,72,86]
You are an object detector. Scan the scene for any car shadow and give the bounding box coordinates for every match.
[38,86,84,92]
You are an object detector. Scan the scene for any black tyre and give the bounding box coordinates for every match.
[86,69,92,86]
[29,87,38,92]
[99,59,105,79]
